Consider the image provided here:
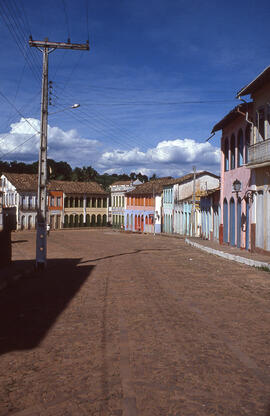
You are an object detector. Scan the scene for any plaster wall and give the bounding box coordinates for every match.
[220,116,252,248]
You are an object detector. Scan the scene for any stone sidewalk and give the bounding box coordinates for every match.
[185,236,270,270]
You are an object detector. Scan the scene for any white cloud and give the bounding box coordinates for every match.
[0,118,100,165]
[98,138,220,176]
[0,119,220,177]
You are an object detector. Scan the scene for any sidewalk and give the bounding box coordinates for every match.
[185,236,270,271]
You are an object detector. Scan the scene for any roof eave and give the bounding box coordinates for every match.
[236,65,270,98]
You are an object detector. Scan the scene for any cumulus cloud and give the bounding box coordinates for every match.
[0,118,100,165]
[98,138,220,176]
[0,119,220,177]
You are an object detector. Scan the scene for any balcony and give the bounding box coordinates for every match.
[247,139,270,168]
[19,204,37,212]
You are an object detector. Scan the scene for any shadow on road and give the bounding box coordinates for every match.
[80,247,171,264]
[0,258,94,355]
[11,240,28,244]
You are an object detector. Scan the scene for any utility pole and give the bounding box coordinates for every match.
[191,166,196,237]
[29,37,89,269]
[153,183,156,236]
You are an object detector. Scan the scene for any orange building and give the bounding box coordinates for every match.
[47,186,63,229]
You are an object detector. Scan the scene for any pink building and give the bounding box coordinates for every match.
[212,103,253,249]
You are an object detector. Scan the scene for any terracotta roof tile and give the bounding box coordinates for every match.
[128,177,173,195]
[110,180,132,186]
[1,173,108,195]
[48,180,108,195]
[2,173,38,191]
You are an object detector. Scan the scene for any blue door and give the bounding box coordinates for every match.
[237,199,241,248]
[223,199,228,243]
[245,200,249,250]
[230,198,235,246]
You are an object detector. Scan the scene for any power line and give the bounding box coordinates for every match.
[0,89,41,141]
[0,132,39,159]
[0,89,40,133]
[0,1,41,83]
[62,0,70,40]
[85,0,89,41]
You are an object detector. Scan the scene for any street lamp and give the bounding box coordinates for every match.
[232,179,256,202]
[48,103,81,115]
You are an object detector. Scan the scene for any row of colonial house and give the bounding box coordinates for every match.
[210,65,270,255]
[110,64,270,256]
[0,171,220,236]
[110,173,220,236]
[0,173,109,230]
[1,65,270,255]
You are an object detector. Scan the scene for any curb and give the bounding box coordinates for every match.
[185,238,270,271]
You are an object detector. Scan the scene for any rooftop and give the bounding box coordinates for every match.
[128,177,173,195]
[2,173,38,192]
[163,171,220,187]
[48,180,108,195]
[211,102,253,133]
[237,65,270,97]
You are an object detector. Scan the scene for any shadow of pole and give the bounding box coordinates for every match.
[0,258,94,355]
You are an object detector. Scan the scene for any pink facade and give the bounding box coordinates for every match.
[214,105,253,249]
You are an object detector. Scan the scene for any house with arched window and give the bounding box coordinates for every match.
[110,180,142,229]
[212,103,253,250]
[236,65,270,254]
[1,173,38,230]
[164,172,219,237]
[49,180,109,228]
[125,177,173,233]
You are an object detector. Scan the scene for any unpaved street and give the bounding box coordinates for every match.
[1,229,270,415]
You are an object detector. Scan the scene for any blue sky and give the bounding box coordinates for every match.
[0,0,270,177]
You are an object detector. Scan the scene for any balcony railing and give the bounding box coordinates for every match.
[19,204,37,211]
[247,139,270,166]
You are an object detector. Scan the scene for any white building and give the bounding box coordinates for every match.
[110,179,142,228]
[1,173,38,230]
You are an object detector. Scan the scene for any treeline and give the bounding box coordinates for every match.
[0,160,152,189]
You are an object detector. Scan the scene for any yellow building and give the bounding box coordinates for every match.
[50,180,108,228]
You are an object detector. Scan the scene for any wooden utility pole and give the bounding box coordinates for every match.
[29,38,89,269]
[191,166,196,236]
[153,183,156,236]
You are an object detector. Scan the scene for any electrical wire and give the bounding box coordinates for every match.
[0,89,41,142]
[62,0,71,40]
[0,1,41,84]
[0,132,39,159]
[85,0,89,41]
[0,89,40,133]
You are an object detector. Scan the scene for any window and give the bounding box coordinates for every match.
[50,197,55,207]
[245,126,250,164]
[230,134,235,169]
[237,129,243,167]
[57,197,61,207]
[256,107,265,142]
[224,138,229,171]
[267,104,270,140]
